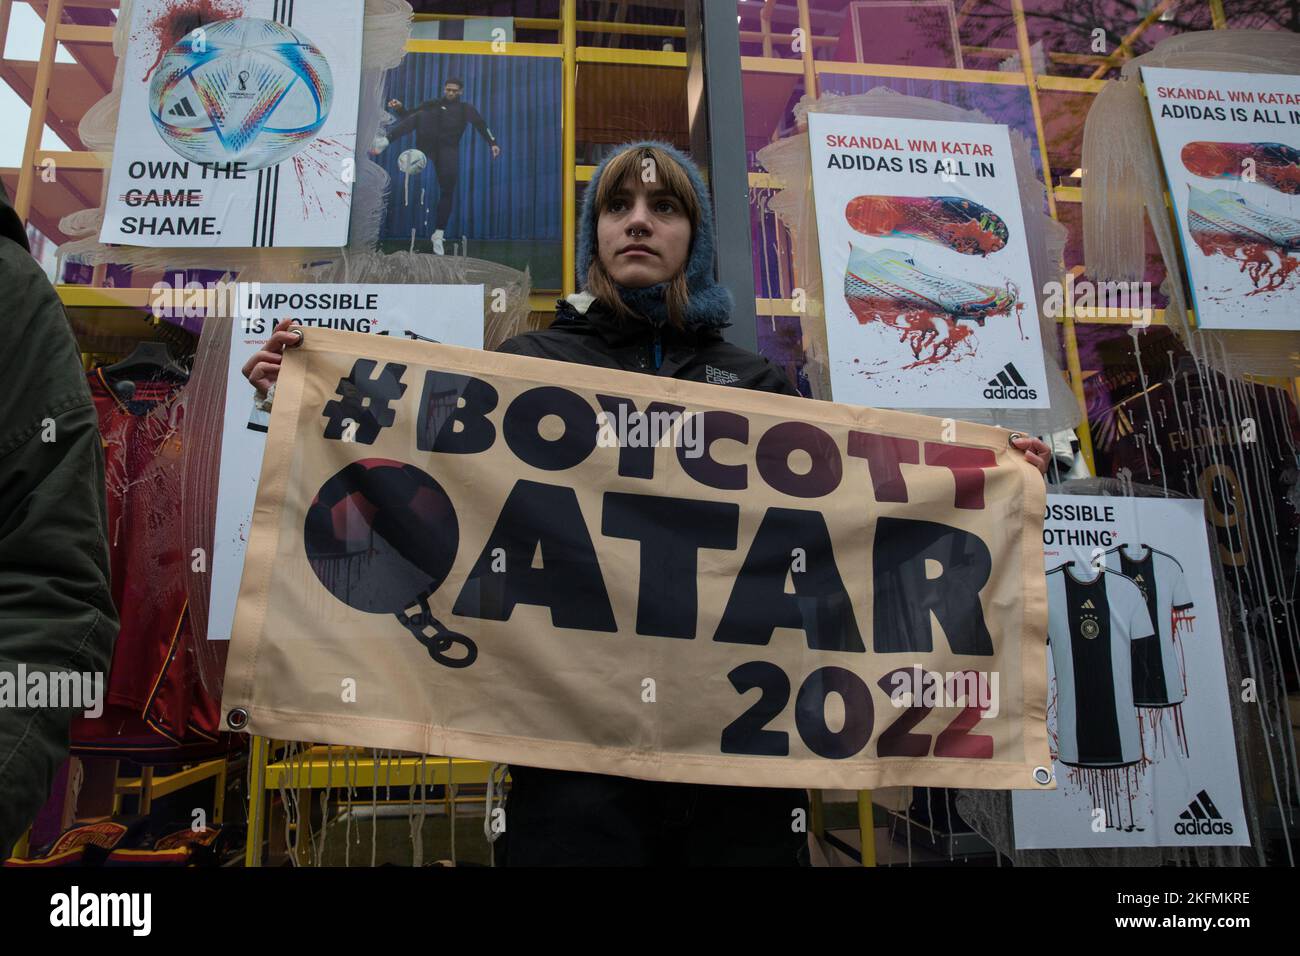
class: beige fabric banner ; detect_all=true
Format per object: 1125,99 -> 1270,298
222,327 -> 1051,790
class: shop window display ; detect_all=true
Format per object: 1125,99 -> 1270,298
0,0 -> 1296,886
736,0 -> 1299,866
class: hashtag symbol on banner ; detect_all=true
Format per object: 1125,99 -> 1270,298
321,360 -> 408,444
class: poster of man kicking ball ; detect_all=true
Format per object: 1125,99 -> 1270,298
375,77 -> 501,255
374,53 -> 562,286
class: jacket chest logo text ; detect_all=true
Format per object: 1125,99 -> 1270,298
705,365 -> 740,385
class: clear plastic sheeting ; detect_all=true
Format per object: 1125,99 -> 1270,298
270,250 -> 531,354
181,250 -> 530,702
757,87 -> 1079,434
180,308 -> 233,699
956,477 -> 1274,867
1081,29 -> 1300,377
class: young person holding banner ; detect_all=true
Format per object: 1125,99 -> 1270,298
244,141 -> 1050,865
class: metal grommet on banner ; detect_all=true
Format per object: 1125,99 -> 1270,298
287,327 -> 305,349
226,708 -> 249,731
1007,431 -> 1025,448
1032,765 -> 1053,786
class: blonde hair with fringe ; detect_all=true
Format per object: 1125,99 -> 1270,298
585,145 -> 701,330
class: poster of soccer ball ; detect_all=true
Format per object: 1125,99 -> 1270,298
1142,67 -> 1300,331
206,283 -> 485,642
100,0 -> 364,248
807,113 -> 1049,410
1012,495 -> 1248,848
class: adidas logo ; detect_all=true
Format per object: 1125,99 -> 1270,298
1174,790 -> 1234,835
168,97 -> 198,118
983,362 -> 1038,402
1081,599 -> 1095,609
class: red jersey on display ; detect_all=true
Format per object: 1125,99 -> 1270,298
72,369 -> 223,749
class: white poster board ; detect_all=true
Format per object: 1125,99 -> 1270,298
1012,495 -> 1248,848
1142,66 -> 1300,331
101,0 -> 364,248
807,113 -> 1049,410
207,283 -> 485,641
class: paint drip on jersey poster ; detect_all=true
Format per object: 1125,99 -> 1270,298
100,0 -> 364,248
1012,495 -> 1248,848
807,113 -> 1049,410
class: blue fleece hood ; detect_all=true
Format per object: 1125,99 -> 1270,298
576,140 -> 732,331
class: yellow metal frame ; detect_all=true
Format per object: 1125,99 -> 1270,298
112,758 -> 228,821
404,39 -> 563,58
243,740 -> 493,867
9,756 -> 228,861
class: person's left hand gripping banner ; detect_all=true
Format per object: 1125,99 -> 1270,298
222,328 -> 1052,791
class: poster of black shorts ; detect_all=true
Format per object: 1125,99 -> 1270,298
373,52 -> 562,287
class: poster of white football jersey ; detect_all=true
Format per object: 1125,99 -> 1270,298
1013,495 -> 1248,848
207,283 -> 484,643
806,112 -> 1049,410
101,0 -> 364,248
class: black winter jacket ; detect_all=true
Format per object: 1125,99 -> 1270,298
0,187 -> 118,858
493,293 -> 809,866
498,294 -> 799,397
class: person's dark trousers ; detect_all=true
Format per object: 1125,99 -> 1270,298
432,141 -> 461,231
496,766 -> 810,866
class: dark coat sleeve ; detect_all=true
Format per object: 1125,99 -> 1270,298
465,104 -> 497,145
0,245 -> 118,858
749,358 -> 801,398
385,110 -> 419,144
495,334 -> 528,356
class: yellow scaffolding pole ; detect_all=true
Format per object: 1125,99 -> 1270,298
0,2 -> 14,87
562,0 -> 577,297
797,0 -> 817,101
245,735 -> 271,868
404,39 -> 563,57
1062,269 -> 1097,472
14,0 -> 64,223
1209,0 -> 1227,29
1012,0 -> 1099,472
1087,0 -> 1177,81
1010,0 -> 1057,219
858,790 -> 877,867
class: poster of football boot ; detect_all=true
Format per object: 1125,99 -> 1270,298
1143,67 -> 1300,330
807,112 -> 1049,410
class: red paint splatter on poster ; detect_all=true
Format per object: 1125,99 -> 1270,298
1193,233 -> 1300,295
846,300 -> 982,368
134,0 -> 246,83
1066,762 -> 1149,833
1142,704 -> 1190,761
1172,607 -> 1195,696
289,138 -> 353,220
